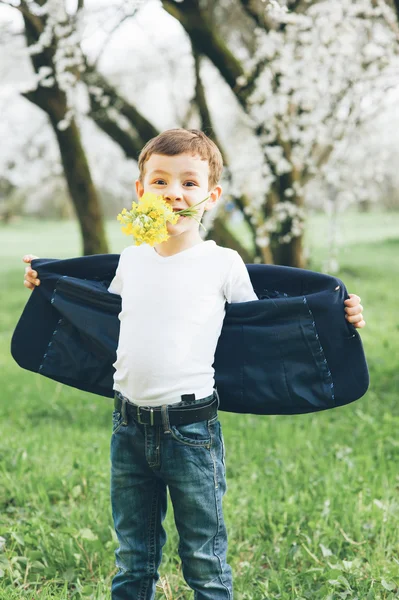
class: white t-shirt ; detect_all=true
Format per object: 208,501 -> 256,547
108,240 -> 258,406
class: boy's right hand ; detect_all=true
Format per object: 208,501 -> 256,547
23,254 -> 40,290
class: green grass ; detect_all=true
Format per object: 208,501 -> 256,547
0,212 -> 398,599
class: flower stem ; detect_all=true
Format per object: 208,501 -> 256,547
178,195 -> 210,217
191,216 -> 207,232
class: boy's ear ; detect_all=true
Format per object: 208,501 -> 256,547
204,185 -> 222,211
135,179 -> 144,198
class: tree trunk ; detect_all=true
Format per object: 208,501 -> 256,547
24,86 -> 109,255
210,217 -> 253,263
21,11 -> 109,256
393,0 -> 399,22
49,114 -> 109,255
162,0 -> 250,106
191,50 -> 261,263
267,140 -> 306,268
272,235 -> 305,268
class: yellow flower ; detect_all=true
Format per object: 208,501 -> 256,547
116,191 -> 209,246
121,223 -> 133,236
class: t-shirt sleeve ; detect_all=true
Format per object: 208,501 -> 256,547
223,251 -> 258,303
108,253 -> 124,295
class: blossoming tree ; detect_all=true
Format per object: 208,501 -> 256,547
165,0 -> 399,266
2,0 -> 398,266
4,0 -> 112,254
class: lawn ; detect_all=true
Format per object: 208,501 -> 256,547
0,211 -> 398,599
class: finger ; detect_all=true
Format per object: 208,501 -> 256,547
25,267 -> 38,278
23,280 -> 35,290
24,267 -> 40,285
22,254 -> 39,263
345,304 -> 363,316
346,312 -> 363,324
353,319 -> 366,329
26,275 -> 40,286
344,294 -> 361,306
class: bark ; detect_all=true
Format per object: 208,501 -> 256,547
22,11 -> 108,255
162,0 -> 251,106
83,61 -> 159,159
272,233 -> 305,268
85,63 -> 158,143
192,50 -> 227,160
266,183 -> 305,269
239,0 -> 275,30
89,97 -> 145,160
266,137 -> 305,268
192,51 -> 216,143
24,87 -> 108,255
192,50 -> 259,261
50,117 -> 108,255
211,218 -> 253,263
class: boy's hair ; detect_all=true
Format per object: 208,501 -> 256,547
138,129 -> 224,190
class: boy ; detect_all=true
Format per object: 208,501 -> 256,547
23,129 -> 365,599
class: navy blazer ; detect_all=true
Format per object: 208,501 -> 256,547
11,254 -> 369,415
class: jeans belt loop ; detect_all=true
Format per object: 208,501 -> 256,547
121,398 -> 128,425
214,386 -> 220,409
136,406 -> 155,426
161,405 -> 171,434
141,406 -> 154,425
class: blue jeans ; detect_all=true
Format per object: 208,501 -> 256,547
110,389 -> 233,599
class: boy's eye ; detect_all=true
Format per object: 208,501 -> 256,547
153,179 -> 166,185
184,181 -> 197,187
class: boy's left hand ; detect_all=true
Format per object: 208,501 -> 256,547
344,294 -> 365,328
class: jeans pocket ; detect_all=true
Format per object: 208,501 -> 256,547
170,419 -> 211,447
112,409 -> 124,435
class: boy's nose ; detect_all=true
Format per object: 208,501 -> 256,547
164,187 -> 182,202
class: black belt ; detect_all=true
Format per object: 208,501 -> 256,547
114,392 -> 218,426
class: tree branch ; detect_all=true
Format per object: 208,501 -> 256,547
162,0 -> 251,106
192,50 -> 222,152
83,60 -> 159,148
239,0 -> 274,30
5,0 -> 44,35
89,100 -> 147,159
91,6 -> 139,69
191,47 -> 261,259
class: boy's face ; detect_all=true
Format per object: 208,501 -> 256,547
135,153 -> 222,238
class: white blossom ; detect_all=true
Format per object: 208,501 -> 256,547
56,119 -> 70,131
235,75 -> 247,86
107,108 -> 131,132
23,0 -> 89,129
238,0 -> 398,257
40,77 -> 56,88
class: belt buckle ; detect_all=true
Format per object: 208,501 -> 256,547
136,406 -> 154,425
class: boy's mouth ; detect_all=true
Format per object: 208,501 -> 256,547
173,208 -> 186,218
